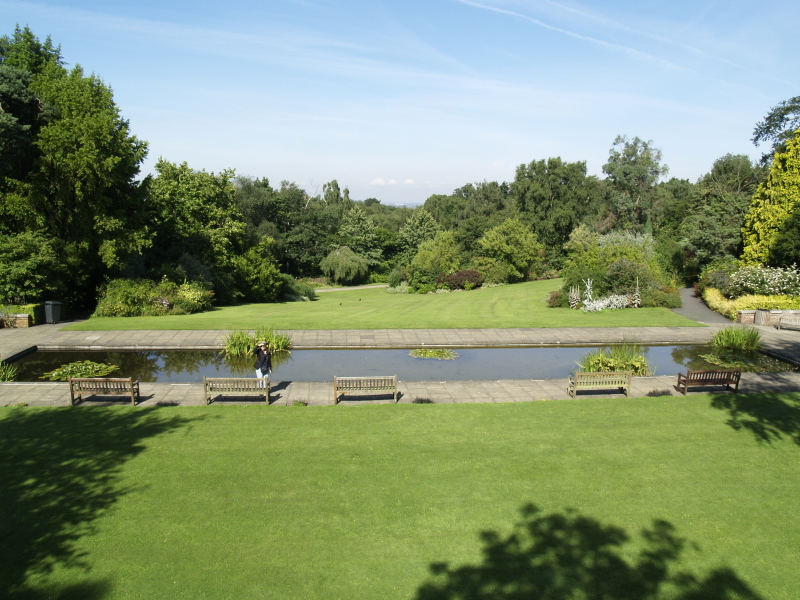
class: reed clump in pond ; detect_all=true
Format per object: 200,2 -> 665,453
576,343 -> 652,376
711,326 -> 761,351
0,362 -> 18,382
223,327 -> 293,357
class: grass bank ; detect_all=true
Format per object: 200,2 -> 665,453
1,394 -> 797,599
65,280 -> 702,330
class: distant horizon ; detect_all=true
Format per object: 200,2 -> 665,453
3,0 -> 795,206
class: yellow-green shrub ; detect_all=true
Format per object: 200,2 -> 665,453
703,288 -> 800,320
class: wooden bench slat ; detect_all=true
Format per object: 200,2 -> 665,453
203,377 -> 270,404
676,369 -> 740,395
69,377 -> 140,406
568,371 -> 632,398
334,375 -> 398,404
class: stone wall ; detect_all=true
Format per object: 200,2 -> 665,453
737,309 -> 800,326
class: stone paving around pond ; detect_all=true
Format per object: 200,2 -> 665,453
1,319 -> 799,408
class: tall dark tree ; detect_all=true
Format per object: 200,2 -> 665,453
602,135 -> 669,230
752,96 -> 800,165
0,26 -> 149,306
511,157 -> 601,268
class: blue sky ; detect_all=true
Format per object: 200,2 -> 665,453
2,0 -> 796,205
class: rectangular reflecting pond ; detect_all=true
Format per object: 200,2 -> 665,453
12,345 -> 796,383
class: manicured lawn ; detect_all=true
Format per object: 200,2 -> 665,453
65,280 -> 703,330
2,394 -> 798,599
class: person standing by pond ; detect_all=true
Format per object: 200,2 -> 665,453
253,341 -> 272,383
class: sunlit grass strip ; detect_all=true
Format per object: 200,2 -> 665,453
409,348 -> 459,360
64,280 -> 705,331
4,397 -> 799,599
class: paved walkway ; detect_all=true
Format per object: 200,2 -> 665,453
2,290 -> 799,407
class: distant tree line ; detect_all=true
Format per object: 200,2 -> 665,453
1,26 -> 798,313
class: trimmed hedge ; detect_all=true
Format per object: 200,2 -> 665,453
4,303 -> 45,325
702,288 -> 800,320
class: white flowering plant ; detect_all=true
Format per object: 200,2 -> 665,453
581,294 -> 630,312
725,265 -> 800,299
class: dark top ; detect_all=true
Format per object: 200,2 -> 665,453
253,347 -> 272,372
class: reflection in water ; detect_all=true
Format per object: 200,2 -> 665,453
12,345 -> 796,383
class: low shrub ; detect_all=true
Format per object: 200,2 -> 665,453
640,288 -> 682,309
94,278 -> 213,317
5,303 -> 45,325
386,282 -> 409,294
415,284 -> 436,294
546,290 -> 568,308
581,295 -> 629,312
576,344 -> 651,375
712,326 -> 761,351
725,264 -> 800,298
283,278 -> 318,302
387,269 -> 404,288
703,288 -> 800,320
437,270 -> 483,291
698,259 -> 739,294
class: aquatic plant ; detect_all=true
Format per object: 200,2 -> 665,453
41,360 -> 119,381
255,327 -> 293,353
576,344 -> 651,376
711,326 -> 761,350
409,348 -> 459,360
223,330 -> 254,357
0,362 -> 18,382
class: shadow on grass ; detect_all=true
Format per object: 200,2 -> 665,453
415,503 -> 762,600
0,406 -> 200,599
711,392 -> 800,446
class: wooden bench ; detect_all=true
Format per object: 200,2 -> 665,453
778,315 -> 800,331
333,375 -> 398,404
676,369 -> 740,395
203,377 -> 270,404
69,377 -> 140,406
568,371 -> 632,398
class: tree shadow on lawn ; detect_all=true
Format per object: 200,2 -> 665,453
0,406 -> 202,600
711,392 -> 800,446
415,503 -> 763,600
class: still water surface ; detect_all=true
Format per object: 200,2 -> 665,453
14,346 -> 796,383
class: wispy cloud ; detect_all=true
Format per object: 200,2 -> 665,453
451,0 -> 686,72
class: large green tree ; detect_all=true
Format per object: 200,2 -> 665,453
602,136 -> 669,229
397,208 -> 441,265
0,26 -> 149,306
474,217 -> 544,283
337,205 -> 382,268
678,154 -> 765,277
752,96 -> 800,165
511,157 -> 601,267
741,129 -> 800,266
146,159 -> 247,302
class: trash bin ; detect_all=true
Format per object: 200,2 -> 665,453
44,301 -> 63,324
754,308 -> 770,326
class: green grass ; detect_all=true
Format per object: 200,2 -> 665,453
65,280 -> 703,330
2,395 -> 799,599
